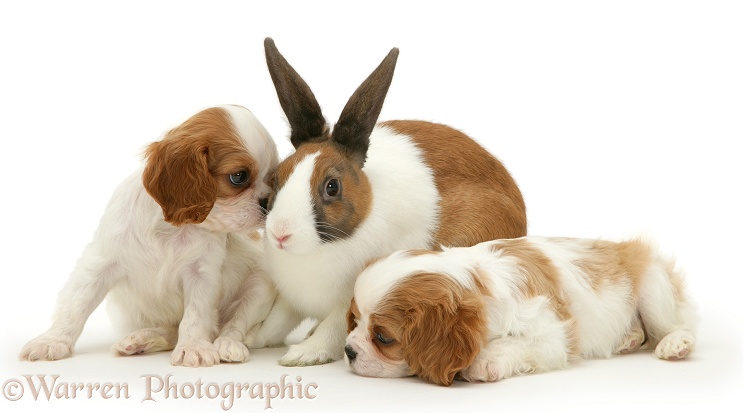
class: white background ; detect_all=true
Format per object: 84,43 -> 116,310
1,1 -> 741,412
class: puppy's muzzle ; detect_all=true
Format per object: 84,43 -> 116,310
344,345 -> 357,363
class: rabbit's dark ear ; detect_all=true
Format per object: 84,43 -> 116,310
332,48 -> 399,165
264,38 -> 329,149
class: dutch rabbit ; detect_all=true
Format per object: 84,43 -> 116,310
249,38 -> 527,366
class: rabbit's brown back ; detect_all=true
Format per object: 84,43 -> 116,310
382,120 -> 527,247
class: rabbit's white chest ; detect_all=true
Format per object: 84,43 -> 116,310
266,246 -> 359,318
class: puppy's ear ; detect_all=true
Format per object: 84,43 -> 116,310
143,139 -> 216,225
400,275 -> 486,386
347,298 -> 358,333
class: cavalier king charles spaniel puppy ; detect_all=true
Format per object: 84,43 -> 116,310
20,105 -> 279,367
345,236 -> 697,385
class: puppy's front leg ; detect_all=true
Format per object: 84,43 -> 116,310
20,252 -> 121,361
170,264 -> 221,367
215,269 -> 277,363
459,333 -> 571,382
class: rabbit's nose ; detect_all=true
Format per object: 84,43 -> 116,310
272,232 -> 292,249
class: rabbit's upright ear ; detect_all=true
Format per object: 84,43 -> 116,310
264,38 -> 329,149
333,48 -> 399,165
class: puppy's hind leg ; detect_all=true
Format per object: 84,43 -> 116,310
655,330 -> 695,360
637,258 -> 698,361
20,249 -> 122,361
615,314 -> 645,355
114,326 -> 178,356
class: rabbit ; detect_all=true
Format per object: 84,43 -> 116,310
247,38 -> 527,366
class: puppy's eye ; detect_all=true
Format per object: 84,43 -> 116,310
375,331 -> 394,345
229,171 -> 250,187
324,178 -> 341,198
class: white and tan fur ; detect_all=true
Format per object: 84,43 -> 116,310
20,105 -> 279,367
346,237 -> 698,386
247,39 -> 527,366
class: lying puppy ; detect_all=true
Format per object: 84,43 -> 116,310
345,236 -> 697,385
20,105 -> 278,367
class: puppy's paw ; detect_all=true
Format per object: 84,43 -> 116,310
459,358 -> 501,382
616,326 -> 645,355
171,341 -> 221,367
214,337 -> 250,363
279,344 -> 339,367
114,328 -> 172,356
19,336 -> 73,361
655,331 -> 695,361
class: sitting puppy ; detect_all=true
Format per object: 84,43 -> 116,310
20,105 -> 279,367
345,236 -> 698,385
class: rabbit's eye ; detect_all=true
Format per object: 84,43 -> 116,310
324,178 -> 341,198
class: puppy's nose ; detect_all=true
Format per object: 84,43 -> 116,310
344,345 -> 357,363
258,198 -> 269,214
